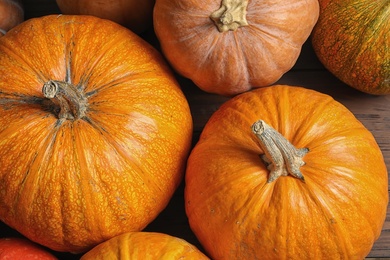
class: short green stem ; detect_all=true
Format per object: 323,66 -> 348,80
42,80 -> 88,120
210,0 -> 249,32
251,120 -> 309,183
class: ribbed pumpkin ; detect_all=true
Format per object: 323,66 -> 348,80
81,232 -> 209,259
153,0 -> 319,96
185,85 -> 388,259
312,0 -> 390,95
56,0 -> 155,34
0,15 -> 192,253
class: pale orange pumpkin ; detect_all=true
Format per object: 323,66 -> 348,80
0,15 -> 192,253
81,232 -> 209,259
0,0 -> 24,35
153,0 -> 319,96
56,0 -> 155,34
185,85 -> 388,259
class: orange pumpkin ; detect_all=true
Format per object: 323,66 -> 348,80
0,238 -> 57,260
311,0 -> 390,95
153,0 -> 319,96
0,15 -> 192,253
81,232 -> 209,259
56,0 -> 155,34
185,85 -> 388,259
0,0 -> 24,35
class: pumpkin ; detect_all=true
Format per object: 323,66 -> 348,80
0,237 -> 57,260
0,15 -> 193,253
153,0 -> 319,96
311,0 -> 390,95
0,0 -> 24,36
56,0 -> 155,34
80,232 -> 209,259
185,85 -> 388,259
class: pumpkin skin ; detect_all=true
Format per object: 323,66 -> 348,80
153,0 -> 319,96
0,0 -> 24,36
185,85 -> 388,259
0,15 -> 193,253
312,0 -> 390,95
80,232 -> 209,259
56,0 -> 155,34
0,238 -> 57,260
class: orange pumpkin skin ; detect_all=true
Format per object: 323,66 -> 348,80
312,0 -> 390,95
153,0 -> 319,96
0,238 -> 57,260
56,0 -> 155,34
0,0 -> 24,35
185,85 -> 388,259
80,232 -> 209,259
0,15 -> 192,253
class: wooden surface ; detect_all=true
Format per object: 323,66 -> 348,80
0,0 -> 389,259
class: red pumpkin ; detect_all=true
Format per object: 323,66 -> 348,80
56,0 -> 155,34
0,0 -> 24,35
0,15 -> 192,253
81,232 -> 209,259
0,238 -> 57,260
185,85 -> 388,259
153,0 -> 319,96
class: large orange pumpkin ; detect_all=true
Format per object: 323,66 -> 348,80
81,232 -> 209,259
56,0 -> 155,34
311,0 -> 390,95
153,0 -> 319,96
0,15 -> 193,253
185,85 -> 388,259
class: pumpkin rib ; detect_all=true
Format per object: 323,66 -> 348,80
80,116 -> 153,181
11,119 -> 62,223
0,39 -> 47,85
303,160 -> 384,256
299,181 -> 351,257
304,174 -> 378,257
66,24 -> 127,91
233,33 -> 251,86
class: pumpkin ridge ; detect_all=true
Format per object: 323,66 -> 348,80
302,164 -> 381,257
288,95 -> 337,147
0,39 -> 47,85
62,17 -> 136,92
80,114 -> 171,202
11,118 -> 62,221
232,32 -> 251,86
190,33 -> 221,84
85,70 -> 158,98
300,179 -> 353,257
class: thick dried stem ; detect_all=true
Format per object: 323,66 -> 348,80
42,80 -> 87,120
252,120 -> 309,183
210,0 -> 249,32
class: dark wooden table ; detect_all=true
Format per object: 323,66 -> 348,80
1,1 -> 389,259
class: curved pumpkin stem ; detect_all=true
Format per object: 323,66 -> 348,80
210,0 -> 249,32
251,120 -> 309,183
42,80 -> 88,120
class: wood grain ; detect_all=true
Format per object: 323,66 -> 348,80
0,0 -> 387,259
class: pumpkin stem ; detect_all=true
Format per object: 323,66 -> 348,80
42,80 -> 88,120
251,120 -> 309,183
210,0 -> 249,32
